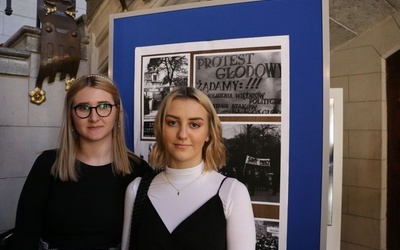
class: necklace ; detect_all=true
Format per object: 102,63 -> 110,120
164,171 -> 204,196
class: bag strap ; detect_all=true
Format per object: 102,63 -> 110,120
0,228 -> 14,249
129,172 -> 156,250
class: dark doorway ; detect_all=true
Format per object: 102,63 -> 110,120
386,50 -> 400,250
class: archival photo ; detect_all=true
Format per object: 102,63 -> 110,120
220,122 -> 281,204
140,53 -> 190,139
194,49 -> 281,116
255,218 -> 279,250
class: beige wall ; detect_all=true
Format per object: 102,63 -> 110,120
331,13 -> 400,250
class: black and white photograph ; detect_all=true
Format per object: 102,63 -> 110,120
221,123 -> 281,203
141,53 -> 190,139
194,49 -> 282,116
255,219 -> 279,250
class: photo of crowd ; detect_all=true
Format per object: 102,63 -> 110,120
255,219 -> 279,250
220,123 -> 281,203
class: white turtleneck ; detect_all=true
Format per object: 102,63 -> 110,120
121,162 -> 256,250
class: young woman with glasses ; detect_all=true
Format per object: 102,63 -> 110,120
12,75 -> 153,250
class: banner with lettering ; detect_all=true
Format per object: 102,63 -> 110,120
195,49 -> 281,115
245,155 -> 271,166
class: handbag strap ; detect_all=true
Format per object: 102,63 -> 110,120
129,172 -> 156,250
0,228 -> 14,249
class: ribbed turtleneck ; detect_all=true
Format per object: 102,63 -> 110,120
163,161 -> 205,189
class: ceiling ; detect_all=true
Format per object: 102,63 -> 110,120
86,0 -> 399,51
329,0 -> 400,50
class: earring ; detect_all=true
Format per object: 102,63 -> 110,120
205,137 -> 209,142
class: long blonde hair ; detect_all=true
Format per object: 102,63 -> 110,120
150,86 -> 226,171
52,74 -> 139,181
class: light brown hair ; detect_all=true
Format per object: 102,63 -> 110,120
149,86 -> 226,171
52,74 -> 139,181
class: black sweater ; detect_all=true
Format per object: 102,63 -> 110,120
12,150 -> 152,250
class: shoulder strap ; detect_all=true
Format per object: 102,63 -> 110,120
129,172 -> 156,250
217,176 -> 229,194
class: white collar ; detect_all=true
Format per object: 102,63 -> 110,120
164,161 -> 205,181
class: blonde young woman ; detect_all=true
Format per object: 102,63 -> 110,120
122,86 -> 255,250
12,75 -> 152,250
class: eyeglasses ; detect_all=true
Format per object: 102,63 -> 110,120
72,103 -> 116,119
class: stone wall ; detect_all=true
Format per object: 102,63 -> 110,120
331,13 -> 400,250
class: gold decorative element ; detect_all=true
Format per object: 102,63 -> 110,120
65,78 -> 76,91
29,87 -> 46,105
44,5 -> 57,15
65,10 -> 77,19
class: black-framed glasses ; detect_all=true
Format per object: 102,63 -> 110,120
72,103 -> 116,119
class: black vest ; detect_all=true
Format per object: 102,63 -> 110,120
134,177 -> 228,250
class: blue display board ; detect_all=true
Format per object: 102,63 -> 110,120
111,0 -> 328,249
